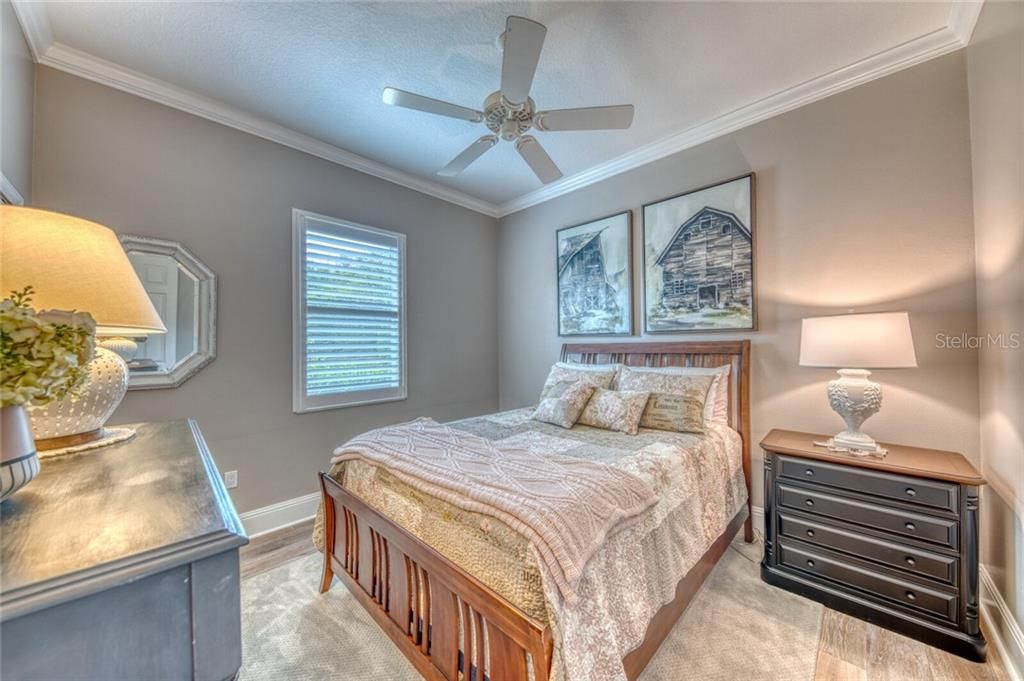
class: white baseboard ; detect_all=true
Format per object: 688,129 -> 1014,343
240,491 -> 320,538
751,504 -> 765,530
981,565 -> 1024,681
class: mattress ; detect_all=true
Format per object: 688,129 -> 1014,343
313,408 -> 747,670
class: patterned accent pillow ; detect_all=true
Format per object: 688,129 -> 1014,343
577,388 -> 651,435
615,365 -> 730,425
532,381 -> 596,429
539,363 -> 618,400
616,368 -> 715,434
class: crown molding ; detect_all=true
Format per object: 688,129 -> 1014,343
9,0 -> 52,62
0,173 -> 26,205
38,44 -> 500,217
495,10 -> 983,217
13,1 -> 984,220
948,0 -> 985,45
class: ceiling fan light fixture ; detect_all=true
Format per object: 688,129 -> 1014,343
381,15 -> 634,184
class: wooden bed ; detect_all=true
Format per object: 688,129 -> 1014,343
318,340 -> 752,681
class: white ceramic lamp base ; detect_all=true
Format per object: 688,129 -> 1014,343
826,368 -> 883,453
28,345 -> 132,453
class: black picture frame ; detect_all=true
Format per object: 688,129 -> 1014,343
556,210 -> 634,337
642,173 -> 757,334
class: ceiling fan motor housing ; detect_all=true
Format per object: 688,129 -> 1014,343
484,91 -> 535,141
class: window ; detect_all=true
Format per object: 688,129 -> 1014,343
292,209 -> 406,413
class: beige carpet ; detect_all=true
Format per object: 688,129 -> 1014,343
239,535 -> 823,680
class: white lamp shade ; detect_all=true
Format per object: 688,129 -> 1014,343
799,312 -> 917,369
1,206 -> 165,336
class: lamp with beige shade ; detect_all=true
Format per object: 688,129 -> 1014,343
800,312 -> 917,454
1,206 -> 166,451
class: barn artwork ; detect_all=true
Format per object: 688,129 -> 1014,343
643,174 -> 755,332
556,211 -> 632,336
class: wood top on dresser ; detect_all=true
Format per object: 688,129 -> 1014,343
760,429 -> 984,486
0,420 -> 247,620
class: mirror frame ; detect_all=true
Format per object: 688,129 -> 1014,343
119,234 -> 217,390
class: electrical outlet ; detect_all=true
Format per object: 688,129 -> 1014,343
224,470 -> 238,489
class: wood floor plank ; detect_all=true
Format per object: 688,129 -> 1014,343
818,610 -> 871,674
240,518 -> 317,579
926,641 -> 1007,681
816,649 -> 869,681
868,626 -> 935,681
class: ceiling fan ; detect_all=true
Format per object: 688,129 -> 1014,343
382,16 -> 635,185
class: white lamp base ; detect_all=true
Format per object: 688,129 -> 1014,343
826,368 -> 884,454
28,345 -> 132,453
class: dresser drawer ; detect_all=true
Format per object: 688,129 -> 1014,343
778,539 -> 958,623
778,512 -> 958,584
777,455 -> 958,513
778,483 -> 958,549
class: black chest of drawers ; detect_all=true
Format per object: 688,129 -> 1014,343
760,429 -> 987,661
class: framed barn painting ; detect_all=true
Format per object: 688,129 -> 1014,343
643,173 -> 756,333
556,211 -> 633,336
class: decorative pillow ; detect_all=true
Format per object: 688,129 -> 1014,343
709,365 -> 731,424
532,381 -> 596,429
615,368 -> 715,433
614,365 -> 730,425
539,363 -> 619,401
577,388 -> 651,435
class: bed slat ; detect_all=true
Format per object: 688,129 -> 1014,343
319,473 -> 553,681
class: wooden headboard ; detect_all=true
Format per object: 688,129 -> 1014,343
561,341 -> 752,533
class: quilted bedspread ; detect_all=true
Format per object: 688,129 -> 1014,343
313,408 -> 747,681
329,417 -> 657,601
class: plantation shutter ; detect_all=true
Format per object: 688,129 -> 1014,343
293,211 -> 406,412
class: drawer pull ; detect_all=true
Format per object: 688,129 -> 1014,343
905,556 -> 917,567
805,468 -> 815,477
805,499 -> 815,507
905,488 -> 917,498
904,522 -> 916,532
905,590 -> 917,602
806,559 -> 816,568
806,529 -> 815,538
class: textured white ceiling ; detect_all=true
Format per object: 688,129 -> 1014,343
39,1 -> 952,206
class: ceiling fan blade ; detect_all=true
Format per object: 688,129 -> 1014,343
500,16 -> 546,106
438,135 -> 498,176
535,104 -> 635,131
382,87 -> 483,122
515,135 -> 562,184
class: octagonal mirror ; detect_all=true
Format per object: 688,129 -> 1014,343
119,235 -> 217,389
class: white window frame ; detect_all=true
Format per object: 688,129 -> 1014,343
292,209 -> 407,413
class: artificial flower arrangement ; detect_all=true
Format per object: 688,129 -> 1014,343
1,286 -> 96,408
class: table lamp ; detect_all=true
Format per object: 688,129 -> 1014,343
1,206 -> 166,451
799,312 -> 917,454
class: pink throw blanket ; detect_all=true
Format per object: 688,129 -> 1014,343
330,418 -> 657,602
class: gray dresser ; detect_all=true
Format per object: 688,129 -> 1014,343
1,420 -> 248,681
761,429 -> 986,661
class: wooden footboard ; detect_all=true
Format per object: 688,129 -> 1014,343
319,473 -> 553,681
319,339 -> 753,681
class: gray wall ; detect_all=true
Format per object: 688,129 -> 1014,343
967,0 -> 1024,669
1,0 -> 33,201
31,66 -> 499,513
498,52 -> 980,508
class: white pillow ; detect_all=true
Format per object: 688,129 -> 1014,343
554,361 -> 623,374
539,363 -> 620,401
614,365 -> 730,425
